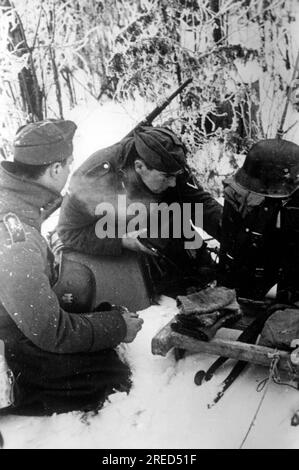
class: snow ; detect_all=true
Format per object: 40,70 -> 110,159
1,296 -> 299,449
3,101 -> 299,449
67,97 -> 156,168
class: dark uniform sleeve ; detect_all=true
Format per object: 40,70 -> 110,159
177,172 -> 223,241
0,236 -> 127,354
57,143 -> 125,257
58,194 -> 123,256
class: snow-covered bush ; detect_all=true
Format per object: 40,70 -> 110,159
1,0 -> 299,194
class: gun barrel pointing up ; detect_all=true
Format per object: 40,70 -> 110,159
125,78 -> 193,138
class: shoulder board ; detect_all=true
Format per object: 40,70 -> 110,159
3,212 -> 26,244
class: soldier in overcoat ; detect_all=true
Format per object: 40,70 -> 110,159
0,120 -> 143,415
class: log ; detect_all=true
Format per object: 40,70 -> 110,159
151,321 -> 299,377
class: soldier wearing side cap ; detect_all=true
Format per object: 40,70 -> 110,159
57,126 -> 223,295
0,120 -> 143,415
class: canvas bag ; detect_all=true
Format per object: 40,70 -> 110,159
259,308 -> 299,350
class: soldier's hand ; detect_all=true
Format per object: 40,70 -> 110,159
121,229 -> 157,256
122,311 -> 144,343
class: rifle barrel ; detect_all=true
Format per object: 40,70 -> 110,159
125,78 -> 193,138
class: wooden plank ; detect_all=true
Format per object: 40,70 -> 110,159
151,321 -> 299,377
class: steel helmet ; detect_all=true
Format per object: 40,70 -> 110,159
235,139 -> 299,197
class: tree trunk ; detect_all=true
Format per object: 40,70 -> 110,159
1,0 -> 43,120
47,6 -> 64,118
209,0 -> 223,44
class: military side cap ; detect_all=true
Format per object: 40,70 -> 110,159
13,119 -> 77,165
134,126 -> 186,174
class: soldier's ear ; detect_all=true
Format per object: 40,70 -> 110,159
50,162 -> 62,177
134,159 -> 146,174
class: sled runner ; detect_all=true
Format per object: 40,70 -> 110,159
151,314 -> 299,382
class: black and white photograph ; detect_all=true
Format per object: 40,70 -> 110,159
0,0 -> 299,451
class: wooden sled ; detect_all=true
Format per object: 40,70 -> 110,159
152,318 -> 299,380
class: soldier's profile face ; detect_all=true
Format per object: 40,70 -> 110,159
139,167 -> 177,194
55,155 -> 74,192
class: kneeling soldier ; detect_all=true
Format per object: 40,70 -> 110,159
0,120 -> 143,415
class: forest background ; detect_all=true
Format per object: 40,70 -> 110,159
2,0 -> 299,450
1,0 -> 299,195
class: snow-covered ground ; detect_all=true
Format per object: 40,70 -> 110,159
2,101 -> 299,449
1,295 -> 299,449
